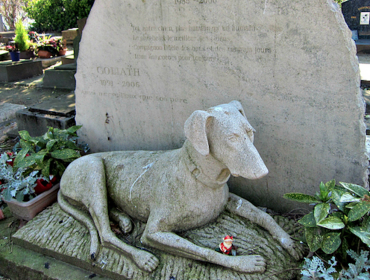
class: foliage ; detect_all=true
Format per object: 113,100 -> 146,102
24,0 -> 95,32
36,36 -> 65,56
5,44 -> 19,52
334,0 -> 345,7
14,126 -> 85,178
284,180 -> 370,261
301,250 -> 370,280
301,255 -> 337,280
0,0 -> 28,30
14,20 -> 30,52
0,152 -> 44,202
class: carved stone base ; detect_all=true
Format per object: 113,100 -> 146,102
13,204 -> 301,280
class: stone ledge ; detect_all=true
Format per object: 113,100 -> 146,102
12,203 -> 301,280
0,211 -> 110,280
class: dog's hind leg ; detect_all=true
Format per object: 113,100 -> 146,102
109,208 -> 132,234
58,191 -> 100,260
76,157 -> 159,272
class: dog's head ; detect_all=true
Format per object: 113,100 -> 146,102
184,100 -> 268,180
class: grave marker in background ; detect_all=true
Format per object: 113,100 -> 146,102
75,0 -> 368,212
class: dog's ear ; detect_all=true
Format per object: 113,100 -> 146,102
229,100 -> 246,117
184,110 -> 213,156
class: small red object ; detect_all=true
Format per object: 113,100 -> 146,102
34,179 -> 53,195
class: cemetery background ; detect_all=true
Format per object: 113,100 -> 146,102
1,0 -> 370,279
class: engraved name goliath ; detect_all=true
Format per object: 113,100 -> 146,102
97,67 -> 140,76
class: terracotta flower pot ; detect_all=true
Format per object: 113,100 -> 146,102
38,50 -> 53,59
4,184 -> 60,221
58,49 -> 67,56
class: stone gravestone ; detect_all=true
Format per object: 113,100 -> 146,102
342,0 -> 370,37
75,0 -> 368,212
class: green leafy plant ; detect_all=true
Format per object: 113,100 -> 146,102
301,250 -> 370,280
0,152 -> 44,202
36,36 -> 65,56
14,126 -> 85,178
25,0 -> 95,32
284,180 -> 370,260
14,20 -> 30,52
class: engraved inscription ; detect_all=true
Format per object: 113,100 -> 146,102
81,90 -> 188,103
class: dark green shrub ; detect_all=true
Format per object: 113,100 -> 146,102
25,0 -> 95,32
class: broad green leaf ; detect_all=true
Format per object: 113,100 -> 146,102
13,147 -> 30,167
314,203 -> 330,224
51,149 -> 80,160
46,139 -> 57,152
340,192 -> 361,203
348,201 -> 370,222
317,216 -> 345,230
283,193 -> 320,204
18,130 -> 31,141
321,232 -> 341,254
345,202 -> 358,209
14,153 -> 37,169
325,180 -> 336,191
332,188 -> 346,211
41,158 -> 52,177
19,139 -> 34,151
319,182 -> 329,201
339,182 -> 370,197
305,227 -> 323,252
348,226 -> 370,247
66,125 -> 82,134
298,212 -> 317,227
65,141 -> 80,150
34,151 -> 48,166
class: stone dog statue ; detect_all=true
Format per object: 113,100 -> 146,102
58,100 -> 300,274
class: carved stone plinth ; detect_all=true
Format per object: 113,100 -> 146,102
12,204 -> 301,280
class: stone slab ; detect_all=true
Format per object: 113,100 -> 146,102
62,28 -> 79,45
0,60 -> 43,82
12,204 -> 300,280
16,109 -> 76,137
75,0 -> 368,212
0,214 -> 110,280
0,103 -> 26,122
29,92 -> 76,115
43,69 -> 76,90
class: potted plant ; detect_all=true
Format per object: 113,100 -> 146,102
0,125 -> 88,220
14,125 -> 86,178
0,152 -> 51,220
14,20 -> 34,59
37,36 -> 67,58
6,43 -> 20,62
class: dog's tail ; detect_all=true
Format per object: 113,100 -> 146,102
58,190 -> 100,260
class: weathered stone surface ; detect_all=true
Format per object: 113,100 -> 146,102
75,0 -> 368,212
13,204 -> 301,280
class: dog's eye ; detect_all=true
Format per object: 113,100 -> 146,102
228,134 -> 239,142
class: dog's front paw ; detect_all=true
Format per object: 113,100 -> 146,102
279,237 -> 304,260
225,255 -> 266,273
132,250 -> 159,272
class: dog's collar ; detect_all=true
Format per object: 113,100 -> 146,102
182,143 -> 230,188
